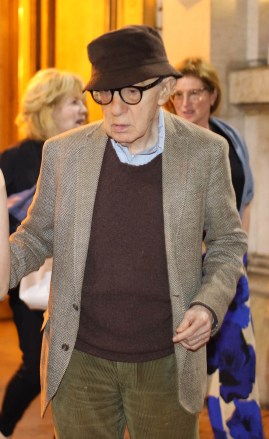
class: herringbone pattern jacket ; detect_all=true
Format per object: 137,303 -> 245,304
10,111 -> 247,415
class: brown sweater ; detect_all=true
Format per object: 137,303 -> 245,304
75,141 -> 174,362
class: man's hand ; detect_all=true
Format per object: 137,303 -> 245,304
173,305 -> 213,351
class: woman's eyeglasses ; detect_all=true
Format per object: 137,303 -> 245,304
172,88 -> 209,103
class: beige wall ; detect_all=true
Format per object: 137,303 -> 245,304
162,0 -> 211,67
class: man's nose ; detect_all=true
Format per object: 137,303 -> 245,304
110,91 -> 126,113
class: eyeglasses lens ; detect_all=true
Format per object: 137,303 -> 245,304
121,87 -> 141,104
173,88 -> 207,103
92,90 -> 112,104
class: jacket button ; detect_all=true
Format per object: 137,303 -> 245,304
62,344 -> 69,351
73,304 -> 79,311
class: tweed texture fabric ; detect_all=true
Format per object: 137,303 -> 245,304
9,111 -> 247,416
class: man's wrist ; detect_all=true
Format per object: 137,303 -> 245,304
189,301 -> 218,331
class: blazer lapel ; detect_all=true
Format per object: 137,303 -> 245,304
73,124 -> 108,299
162,113 -> 189,241
162,113 -> 189,313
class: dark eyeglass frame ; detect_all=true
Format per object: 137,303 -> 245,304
90,77 -> 163,105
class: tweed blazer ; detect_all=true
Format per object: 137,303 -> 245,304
9,111 -> 247,415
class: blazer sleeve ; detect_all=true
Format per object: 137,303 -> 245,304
191,136 -> 248,333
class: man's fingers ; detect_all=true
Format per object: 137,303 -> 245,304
180,331 -> 211,351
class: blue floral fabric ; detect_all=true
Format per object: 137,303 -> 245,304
206,255 -> 264,438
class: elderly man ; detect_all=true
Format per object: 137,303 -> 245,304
7,25 -> 247,438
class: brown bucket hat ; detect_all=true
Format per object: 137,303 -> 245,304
84,25 -> 182,91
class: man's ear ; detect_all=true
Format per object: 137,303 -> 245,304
158,77 -> 177,105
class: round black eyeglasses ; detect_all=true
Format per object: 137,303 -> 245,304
90,77 -> 163,105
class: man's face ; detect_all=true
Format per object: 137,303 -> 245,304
101,78 -> 167,154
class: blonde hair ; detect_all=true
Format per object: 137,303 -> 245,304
164,57 -> 222,115
16,68 -> 86,141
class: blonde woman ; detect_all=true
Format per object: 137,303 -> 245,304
0,170 -> 10,300
0,68 -> 87,438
